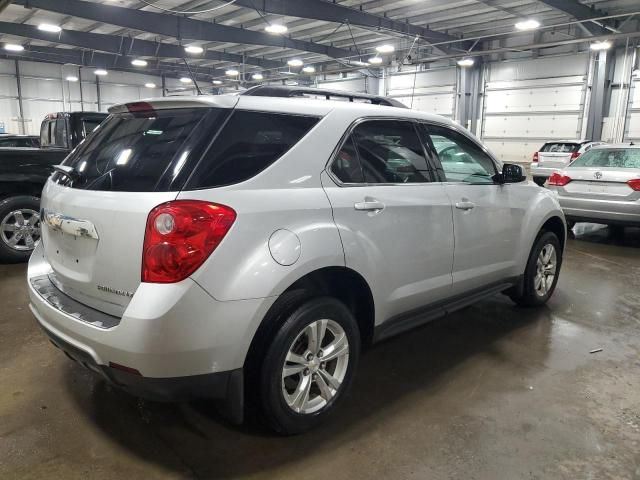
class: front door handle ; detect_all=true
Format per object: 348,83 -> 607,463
455,201 -> 475,211
354,200 -> 385,212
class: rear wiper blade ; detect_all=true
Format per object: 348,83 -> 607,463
53,164 -> 81,180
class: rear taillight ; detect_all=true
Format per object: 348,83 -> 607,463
570,152 -> 581,161
532,152 -> 539,162
628,179 -> 640,191
548,172 -> 572,187
142,200 -> 236,283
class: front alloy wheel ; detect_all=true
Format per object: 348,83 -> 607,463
534,244 -> 557,297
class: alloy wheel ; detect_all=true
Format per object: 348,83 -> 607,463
0,208 -> 41,252
534,243 -> 557,297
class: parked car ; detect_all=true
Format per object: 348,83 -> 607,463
0,135 -> 40,148
547,144 -> 640,229
531,140 -> 605,186
0,111 -> 107,262
27,88 -> 566,434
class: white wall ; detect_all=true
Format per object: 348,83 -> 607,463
387,66 -> 456,117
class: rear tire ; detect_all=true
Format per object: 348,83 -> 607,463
509,231 -> 562,307
533,176 -> 546,187
0,196 -> 41,263
258,297 -> 360,435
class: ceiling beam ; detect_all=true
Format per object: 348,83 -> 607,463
0,0 -> 11,15
536,0 -> 611,35
0,21 -> 282,69
12,0 -> 354,59
231,0 -> 465,45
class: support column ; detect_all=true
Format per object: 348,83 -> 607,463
96,75 -> 102,111
14,60 -> 26,134
584,50 -> 609,141
78,67 -> 84,111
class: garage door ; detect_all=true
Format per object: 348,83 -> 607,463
624,75 -> 640,142
387,68 -> 456,117
482,55 -> 589,163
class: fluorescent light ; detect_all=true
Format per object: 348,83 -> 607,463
352,60 -> 369,67
252,73 -> 264,80
94,69 -> 108,76
184,45 -> 204,54
4,44 -> 24,52
65,75 -> 79,82
38,23 -> 62,33
368,56 -> 383,65
287,59 -> 304,67
144,82 -> 156,88
225,69 -> 239,76
179,77 -> 193,83
131,59 -> 147,67
302,66 -> 316,73
265,24 -> 287,34
515,19 -> 540,31
457,58 -> 474,67
590,40 -> 612,51
212,80 -> 223,85
375,44 -> 395,53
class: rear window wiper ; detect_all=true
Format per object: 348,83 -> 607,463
53,164 -> 81,181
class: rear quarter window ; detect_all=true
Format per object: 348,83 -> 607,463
186,110 -> 320,189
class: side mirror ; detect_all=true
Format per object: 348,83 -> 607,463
495,163 -> 526,184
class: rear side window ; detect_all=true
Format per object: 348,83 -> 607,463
187,111 -> 319,189
53,119 -> 68,148
53,108 -> 217,192
540,142 -> 579,153
82,119 -> 102,138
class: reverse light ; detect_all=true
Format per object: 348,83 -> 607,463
532,152 -> 539,162
627,179 -> 640,191
548,172 -> 572,187
142,201 -> 236,283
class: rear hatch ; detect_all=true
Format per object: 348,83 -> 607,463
538,142 -> 580,169
40,100 -> 235,317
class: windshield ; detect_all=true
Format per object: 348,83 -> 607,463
569,148 -> 640,169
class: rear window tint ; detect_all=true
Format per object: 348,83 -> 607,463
540,143 -> 579,153
53,108 -> 221,192
187,111 -> 319,189
569,148 -> 640,169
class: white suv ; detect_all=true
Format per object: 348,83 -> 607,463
28,87 -> 566,434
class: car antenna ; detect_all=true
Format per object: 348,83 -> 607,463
182,58 -> 203,95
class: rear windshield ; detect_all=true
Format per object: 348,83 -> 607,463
569,148 -> 640,169
540,142 -> 580,153
186,110 -> 320,189
52,108 -> 224,192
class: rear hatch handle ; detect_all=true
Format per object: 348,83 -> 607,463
42,210 -> 99,240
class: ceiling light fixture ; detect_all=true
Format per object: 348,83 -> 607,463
184,45 -> 204,54
590,40 -> 612,51
514,19 -> 540,31
66,75 -> 79,82
180,77 -> 193,83
94,69 -> 108,76
252,73 -> 264,80
225,69 -> 239,76
457,58 -> 475,67
4,44 -> 24,52
287,59 -> 304,67
375,44 -> 395,53
38,23 -> 62,33
144,82 -> 156,88
265,24 -> 288,34
131,59 -> 148,67
368,56 -> 383,65
302,66 -> 316,73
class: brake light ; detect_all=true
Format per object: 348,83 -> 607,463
570,152 -> 581,161
548,172 -> 572,186
628,179 -> 640,191
126,101 -> 155,113
142,200 -> 236,283
532,152 -> 539,162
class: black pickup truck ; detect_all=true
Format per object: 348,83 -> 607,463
0,111 -> 107,262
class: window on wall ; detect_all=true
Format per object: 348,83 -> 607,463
351,120 -> 432,184
423,124 -> 496,184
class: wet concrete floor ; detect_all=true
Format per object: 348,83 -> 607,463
1,224 -> 639,479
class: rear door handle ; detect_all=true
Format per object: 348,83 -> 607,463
455,201 -> 475,211
354,200 -> 385,212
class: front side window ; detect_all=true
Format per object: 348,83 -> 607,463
423,124 -> 496,184
351,120 -> 431,184
569,148 -> 640,169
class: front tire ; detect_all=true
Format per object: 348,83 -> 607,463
509,231 -> 562,307
259,297 -> 360,435
0,196 -> 41,263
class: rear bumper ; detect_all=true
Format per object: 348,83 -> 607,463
558,196 -> 640,226
530,164 -> 561,178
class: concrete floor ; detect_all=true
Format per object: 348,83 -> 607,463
1,224 -> 639,480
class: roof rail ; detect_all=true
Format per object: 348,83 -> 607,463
241,85 -> 407,109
